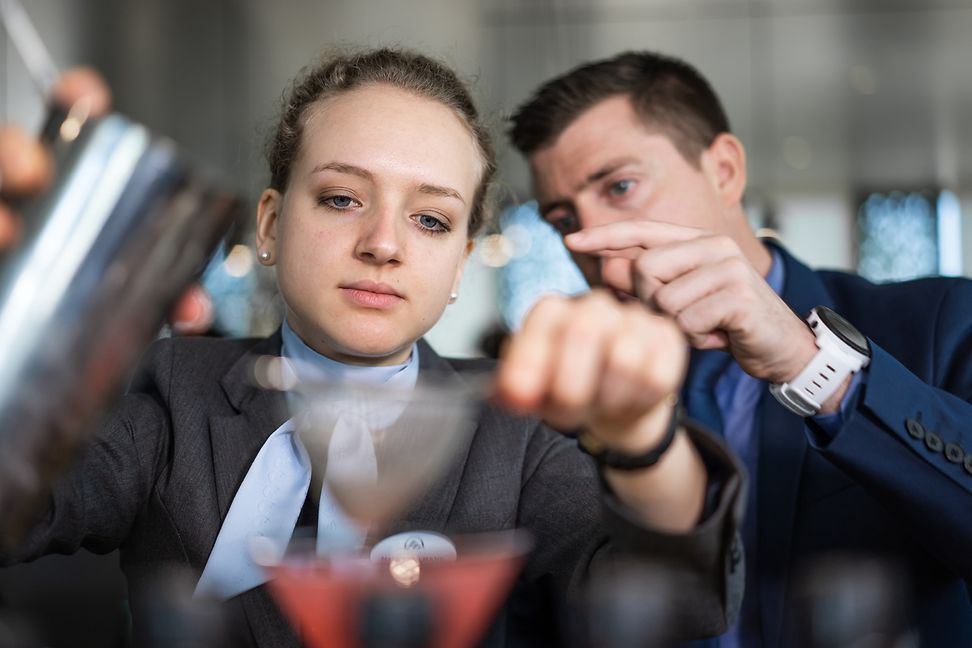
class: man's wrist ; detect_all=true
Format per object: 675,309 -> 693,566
770,307 -> 871,417
816,373 -> 854,415
775,323 -> 819,384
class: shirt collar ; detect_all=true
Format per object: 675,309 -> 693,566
765,244 -> 785,297
280,318 -> 419,388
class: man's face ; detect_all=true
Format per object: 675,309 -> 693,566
528,94 -> 730,291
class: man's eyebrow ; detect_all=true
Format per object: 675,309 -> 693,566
309,162 -> 373,180
575,157 -> 641,193
538,157 -> 641,218
418,183 -> 465,205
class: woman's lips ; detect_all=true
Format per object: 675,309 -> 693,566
340,281 -> 404,309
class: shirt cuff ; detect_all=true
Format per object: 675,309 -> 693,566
807,370 -> 866,443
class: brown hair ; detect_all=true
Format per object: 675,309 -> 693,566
267,48 -> 496,237
509,51 -> 730,166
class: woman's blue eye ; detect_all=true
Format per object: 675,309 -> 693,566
417,214 -> 447,231
608,179 -> 633,196
325,195 -> 354,208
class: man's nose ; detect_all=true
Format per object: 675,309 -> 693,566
567,249 -> 603,288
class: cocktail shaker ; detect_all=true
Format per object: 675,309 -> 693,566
0,101 -> 242,548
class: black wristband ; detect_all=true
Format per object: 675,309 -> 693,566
576,405 -> 682,471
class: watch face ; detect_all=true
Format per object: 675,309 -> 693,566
816,306 -> 870,355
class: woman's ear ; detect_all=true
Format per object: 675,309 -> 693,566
255,189 -> 282,264
462,238 -> 475,260
701,133 -> 747,207
449,239 -> 476,299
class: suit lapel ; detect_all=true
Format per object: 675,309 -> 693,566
209,332 -> 290,519
756,392 -> 806,646
756,243 -> 836,646
200,332 -> 295,646
236,586 -> 301,648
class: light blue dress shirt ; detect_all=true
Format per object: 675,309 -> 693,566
280,319 -> 418,389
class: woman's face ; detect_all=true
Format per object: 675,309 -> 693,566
257,84 -> 481,365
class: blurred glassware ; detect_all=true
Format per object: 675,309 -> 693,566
261,531 -> 529,648
0,0 -> 242,548
251,366 -> 530,647
581,559 -> 679,648
293,374 -> 487,543
791,554 -> 914,648
138,565 -> 231,648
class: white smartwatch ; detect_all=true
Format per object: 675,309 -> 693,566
769,306 -> 871,417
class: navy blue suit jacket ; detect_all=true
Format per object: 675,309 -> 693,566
704,244 -> 972,647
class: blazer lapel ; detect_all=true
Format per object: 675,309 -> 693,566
209,332 -> 290,519
236,586 -> 301,648
756,243 -> 836,646
192,332 -> 294,647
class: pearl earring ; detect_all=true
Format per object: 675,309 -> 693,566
259,250 -> 271,262
449,292 -> 458,303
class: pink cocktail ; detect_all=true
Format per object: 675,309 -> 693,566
265,533 -> 529,648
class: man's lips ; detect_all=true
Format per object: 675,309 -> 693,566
340,280 -> 404,309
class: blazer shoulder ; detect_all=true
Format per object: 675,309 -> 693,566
129,335 -> 268,394
818,270 -> 972,322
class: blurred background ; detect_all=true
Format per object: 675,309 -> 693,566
5,0 -> 972,357
1,1 -> 971,642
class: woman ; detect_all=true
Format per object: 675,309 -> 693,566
1,51 -> 742,646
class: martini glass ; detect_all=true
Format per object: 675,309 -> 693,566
252,360 -> 530,647
262,531 -> 530,648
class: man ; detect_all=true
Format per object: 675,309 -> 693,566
510,51 -> 972,646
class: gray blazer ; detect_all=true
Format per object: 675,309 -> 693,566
7,333 -> 744,646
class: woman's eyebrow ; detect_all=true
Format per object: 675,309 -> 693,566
309,163 -> 465,205
309,161 -> 373,180
418,183 -> 465,205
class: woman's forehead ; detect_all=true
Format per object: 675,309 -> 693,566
297,86 -> 482,188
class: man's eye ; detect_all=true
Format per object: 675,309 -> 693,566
321,195 -> 355,208
550,214 -> 579,235
608,179 -> 634,196
417,214 -> 448,232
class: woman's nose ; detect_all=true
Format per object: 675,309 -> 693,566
354,208 -> 403,265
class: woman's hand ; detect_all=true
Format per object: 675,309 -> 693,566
496,290 -> 706,532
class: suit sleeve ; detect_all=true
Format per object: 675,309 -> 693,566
516,420 -> 745,640
1,341 -> 175,563
805,279 -> 972,579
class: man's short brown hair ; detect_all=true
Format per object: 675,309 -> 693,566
509,51 -> 731,166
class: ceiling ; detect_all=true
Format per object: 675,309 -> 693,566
7,0 -> 972,201
483,0 -> 972,200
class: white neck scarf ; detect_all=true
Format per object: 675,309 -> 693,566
194,323 -> 418,599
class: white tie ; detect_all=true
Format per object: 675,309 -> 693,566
194,419 -> 309,599
315,412 -> 376,554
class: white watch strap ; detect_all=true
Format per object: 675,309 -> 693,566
770,308 -> 870,417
